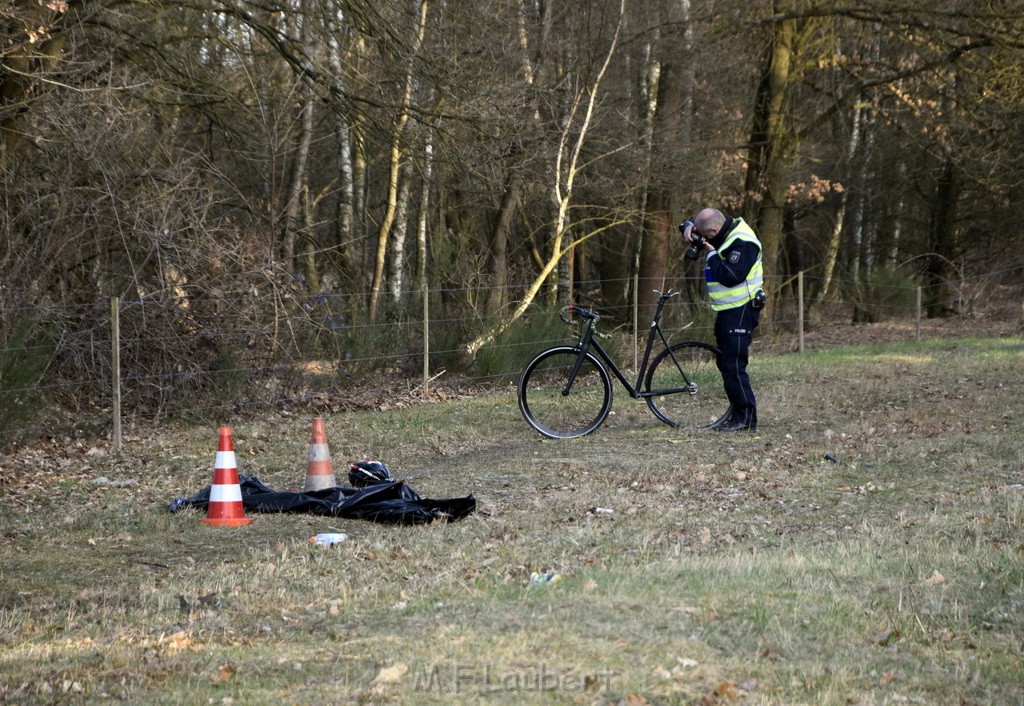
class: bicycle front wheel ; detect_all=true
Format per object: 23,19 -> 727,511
644,341 -> 730,429
518,346 -> 612,439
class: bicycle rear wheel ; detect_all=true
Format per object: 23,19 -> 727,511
644,341 -> 730,429
518,346 -> 612,439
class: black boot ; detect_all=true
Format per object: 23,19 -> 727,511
716,410 -> 756,432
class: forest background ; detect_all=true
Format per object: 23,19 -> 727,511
2,0 -> 1023,443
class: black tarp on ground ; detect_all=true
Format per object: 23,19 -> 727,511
167,474 -> 476,525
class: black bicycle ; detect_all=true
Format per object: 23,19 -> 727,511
517,290 -> 730,438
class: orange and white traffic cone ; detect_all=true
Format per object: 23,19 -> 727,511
303,417 -> 336,492
202,426 -> 252,527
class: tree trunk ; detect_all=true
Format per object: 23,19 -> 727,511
302,186 -> 319,291
279,2 -> 316,274
417,133 -> 433,294
329,46 -> 356,281
280,90 -> 314,273
465,0 -> 626,356
639,202 -> 670,308
485,168 -> 519,316
369,0 -> 428,321
742,15 -> 796,295
637,0 -> 691,322
598,36 -> 656,321
849,80 -> 881,323
353,128 -> 368,277
389,157 -> 414,304
814,103 -> 862,311
925,159 -> 960,318
549,0 -> 626,307
0,0 -> 78,164
888,160 -> 906,267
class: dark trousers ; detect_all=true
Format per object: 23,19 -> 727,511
714,302 -> 760,425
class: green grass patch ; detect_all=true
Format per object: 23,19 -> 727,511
1,336 -> 1023,703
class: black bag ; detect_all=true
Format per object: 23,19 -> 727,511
168,474 -> 475,525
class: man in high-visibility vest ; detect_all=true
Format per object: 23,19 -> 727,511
682,208 -> 765,432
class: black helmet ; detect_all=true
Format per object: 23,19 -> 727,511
348,460 -> 394,487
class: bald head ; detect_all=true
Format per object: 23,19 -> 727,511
694,208 -> 726,238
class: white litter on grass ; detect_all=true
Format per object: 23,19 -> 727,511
92,477 -> 137,488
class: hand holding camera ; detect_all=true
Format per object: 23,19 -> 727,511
679,221 -> 706,262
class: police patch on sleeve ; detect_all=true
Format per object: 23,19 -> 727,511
728,250 -> 741,264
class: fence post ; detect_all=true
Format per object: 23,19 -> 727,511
422,284 -> 430,390
632,268 -> 639,370
111,297 -> 122,454
797,271 -> 804,354
915,286 -> 922,341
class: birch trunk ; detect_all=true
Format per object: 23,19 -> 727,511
279,0 -> 316,273
465,0 -> 627,356
368,0 -> 428,321
815,101 -> 863,309
329,42 -> 356,277
478,0 -> 549,317
389,157 -> 414,304
417,134 -> 433,294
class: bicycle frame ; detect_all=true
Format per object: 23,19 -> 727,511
564,292 -> 697,400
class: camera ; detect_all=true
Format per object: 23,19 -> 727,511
684,234 -> 706,261
679,221 -> 705,262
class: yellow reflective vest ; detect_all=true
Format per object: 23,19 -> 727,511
705,218 -> 763,311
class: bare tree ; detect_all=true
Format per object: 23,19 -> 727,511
279,0 -> 317,274
637,0 -> 696,321
368,0 -> 429,321
465,0 -> 628,356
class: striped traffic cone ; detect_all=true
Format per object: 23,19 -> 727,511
202,426 -> 252,527
303,417 -> 336,492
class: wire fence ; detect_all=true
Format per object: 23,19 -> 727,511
2,267 -> 1022,450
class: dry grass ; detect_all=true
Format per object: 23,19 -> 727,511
1,336 -> 1023,704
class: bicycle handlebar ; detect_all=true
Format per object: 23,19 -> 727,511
562,291 -> 681,326
560,304 -> 599,326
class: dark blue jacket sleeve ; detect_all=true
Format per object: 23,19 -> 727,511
707,240 -> 759,287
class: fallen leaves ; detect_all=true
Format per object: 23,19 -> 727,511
650,657 -> 701,682
213,664 -> 236,683
0,437 -> 112,494
371,662 -> 409,685
698,680 -> 745,704
143,630 -> 201,658
304,378 -> 481,415
38,680 -> 84,696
